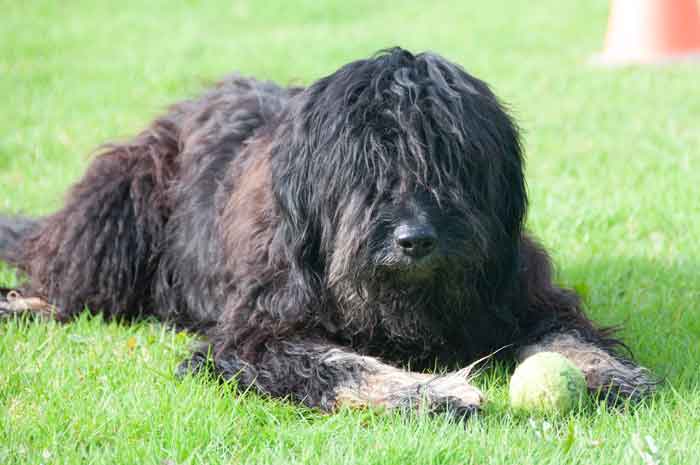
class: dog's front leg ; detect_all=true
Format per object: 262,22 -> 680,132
179,340 -> 484,416
517,330 -> 657,404
326,348 -> 485,417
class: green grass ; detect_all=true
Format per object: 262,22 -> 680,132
1,0 -> 699,463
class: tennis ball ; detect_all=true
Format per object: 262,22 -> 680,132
509,352 -> 587,415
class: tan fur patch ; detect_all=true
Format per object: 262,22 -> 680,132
326,349 -> 484,411
0,291 -> 55,317
517,332 -> 654,396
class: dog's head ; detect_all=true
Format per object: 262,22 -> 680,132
270,48 -> 526,319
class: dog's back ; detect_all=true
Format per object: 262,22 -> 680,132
0,76 -> 292,327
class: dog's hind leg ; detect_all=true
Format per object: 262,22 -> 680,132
0,288 -> 55,320
0,215 -> 38,264
10,119 -> 180,321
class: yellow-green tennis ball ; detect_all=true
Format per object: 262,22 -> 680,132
509,352 -> 587,414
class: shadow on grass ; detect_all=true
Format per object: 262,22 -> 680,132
556,256 -> 700,390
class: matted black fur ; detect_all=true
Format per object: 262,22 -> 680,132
0,48 -> 656,413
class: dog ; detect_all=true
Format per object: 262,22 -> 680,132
0,48 -> 656,416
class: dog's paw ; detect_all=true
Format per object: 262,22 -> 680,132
384,372 -> 484,419
175,351 -> 212,379
0,289 -> 55,319
417,372 -> 485,418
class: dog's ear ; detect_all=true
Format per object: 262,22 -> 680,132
423,52 -> 527,240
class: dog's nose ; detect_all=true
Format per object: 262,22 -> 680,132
394,224 -> 438,259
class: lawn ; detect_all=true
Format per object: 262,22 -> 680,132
1,0 -> 699,463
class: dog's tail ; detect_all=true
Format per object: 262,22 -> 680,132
0,215 -> 37,264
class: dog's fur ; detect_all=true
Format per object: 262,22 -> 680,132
0,49 -> 656,415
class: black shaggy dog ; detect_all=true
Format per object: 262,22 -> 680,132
0,48 -> 655,415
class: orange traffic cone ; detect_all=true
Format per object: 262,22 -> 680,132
595,0 -> 700,65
